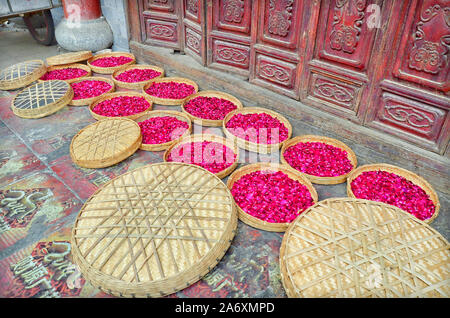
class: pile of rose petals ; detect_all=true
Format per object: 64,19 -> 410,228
138,116 -> 189,144
225,113 -> 289,144
90,56 -> 133,68
283,142 -> 353,177
115,68 -> 161,83
350,170 -> 436,221
231,170 -> 315,223
92,96 -> 150,117
167,141 -> 236,174
184,96 -> 238,120
145,81 -> 196,99
71,80 -> 112,100
40,68 -> 88,81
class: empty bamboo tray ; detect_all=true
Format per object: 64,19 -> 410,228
280,198 -> 450,298
222,107 -> 293,154
142,77 -> 199,106
112,64 -> 165,89
87,52 -> 136,74
226,163 -> 318,232
280,135 -> 358,185
38,63 -> 92,84
347,163 -> 440,224
69,76 -> 115,106
181,90 -> 244,127
0,60 -> 47,90
46,50 -> 93,66
71,162 -> 238,298
135,110 -> 192,151
70,117 -> 142,168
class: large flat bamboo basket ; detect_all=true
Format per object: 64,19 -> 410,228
181,90 -> 244,127
346,163 -> 440,224
69,76 -> 116,106
134,110 -> 192,152
11,80 -> 73,119
280,135 -> 358,185
222,107 -> 293,154
112,64 -> 165,90
71,162 -> 238,298
142,77 -> 199,106
0,60 -> 47,91
38,63 -> 92,84
87,52 -> 136,74
163,134 -> 239,179
89,91 -> 153,121
46,50 -> 93,66
70,118 -> 142,169
226,163 -> 318,232
280,198 -> 450,298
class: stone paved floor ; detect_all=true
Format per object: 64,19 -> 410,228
0,30 -> 448,298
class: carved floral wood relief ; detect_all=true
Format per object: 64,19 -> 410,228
267,0 -> 293,37
223,0 -> 245,23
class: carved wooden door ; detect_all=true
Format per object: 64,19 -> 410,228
182,0 -> 207,65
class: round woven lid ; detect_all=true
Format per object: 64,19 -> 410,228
46,51 -> 93,66
11,80 -> 73,118
280,198 -> 450,298
0,60 -> 47,90
71,162 -> 237,297
70,118 -> 142,168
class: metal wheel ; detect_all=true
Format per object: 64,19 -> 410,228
23,9 -> 55,46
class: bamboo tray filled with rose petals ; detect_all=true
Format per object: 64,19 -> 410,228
142,77 -> 199,105
112,64 -> 165,89
38,63 -> 91,83
89,91 -> 153,120
87,52 -> 136,74
69,77 -> 115,106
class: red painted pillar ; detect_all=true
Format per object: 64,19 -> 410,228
62,0 -> 102,21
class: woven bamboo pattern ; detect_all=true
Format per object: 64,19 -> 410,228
0,60 -> 47,90
112,64 -> 165,89
222,107 -> 293,154
71,162 -> 237,297
280,135 -> 358,185
11,80 -> 73,119
89,92 -> 153,121
164,134 -> 240,179
226,163 -> 318,232
347,163 -> 440,224
87,52 -> 136,74
70,118 -> 142,168
135,110 -> 192,151
280,198 -> 450,298
142,77 -> 199,106
181,90 -> 244,127
38,63 -> 92,84
46,51 -> 93,66
69,76 -> 116,106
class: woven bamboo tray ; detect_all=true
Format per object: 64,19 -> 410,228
135,110 -> 192,151
346,163 -> 440,224
163,134 -> 239,179
71,162 -> 237,298
11,80 -> 73,119
70,118 -> 142,168
89,91 -> 153,121
46,51 -> 93,66
112,64 -> 165,89
69,76 -> 116,106
226,163 -> 318,232
280,198 -> 450,298
0,60 -> 47,91
181,90 -> 244,127
280,135 -> 358,185
142,77 -> 199,106
222,107 -> 293,154
87,52 -> 136,74
38,63 -> 92,84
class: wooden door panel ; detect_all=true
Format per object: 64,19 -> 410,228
183,0 -> 206,65
145,0 -> 175,12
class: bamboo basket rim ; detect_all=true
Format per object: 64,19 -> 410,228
89,91 -> 153,121
69,76 -> 116,106
280,197 -> 450,298
38,63 -> 92,84
46,50 -> 93,66
222,107 -> 293,154
346,163 -> 440,224
142,77 -> 199,106
226,162 -> 319,232
70,162 -> 237,297
134,110 -> 193,151
112,64 -> 165,89
70,117 -> 142,169
181,90 -> 244,127
87,52 -> 136,74
163,133 -> 240,179
280,135 -> 358,185
0,59 -> 47,91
